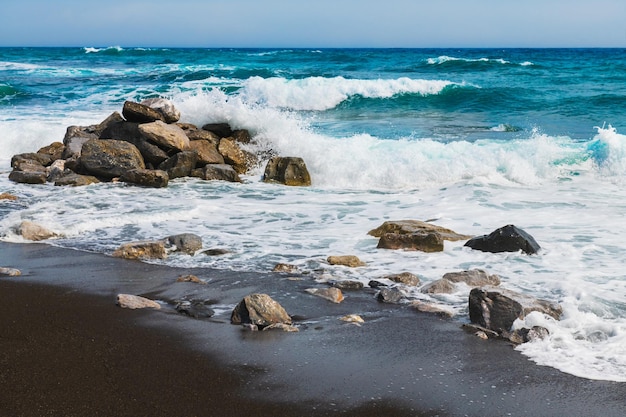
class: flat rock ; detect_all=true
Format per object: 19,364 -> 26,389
8,170 -> 47,185
305,287 -> 344,303
327,255 -> 366,267
0,267 -> 21,277
120,169 -> 169,188
192,164 -> 241,182
112,240 -> 167,260
377,232 -> 444,252
420,278 -> 456,294
442,269 -> 501,287
116,294 -> 161,310
139,121 -> 190,152
410,301 -> 454,318
54,173 -> 100,187
384,272 -> 421,286
368,220 -> 472,241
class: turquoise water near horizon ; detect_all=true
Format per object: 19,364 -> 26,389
1,47 -> 626,382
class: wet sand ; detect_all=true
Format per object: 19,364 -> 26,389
0,242 -> 624,417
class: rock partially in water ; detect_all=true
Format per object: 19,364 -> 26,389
80,139 -> 145,179
327,255 -> 366,267
165,233 -> 203,255
0,267 -> 21,277
464,224 -> 541,255
305,287 -> 344,303
443,269 -> 501,287
272,263 -> 299,273
469,287 -> 562,334
116,294 -> 161,310
377,232 -> 444,252
176,274 -> 205,284
17,221 -> 58,241
376,287 -> 405,304
231,293 -> 292,328
112,240 -> 167,260
383,272 -> 421,286
175,300 -> 215,319
263,156 -> 311,186
330,280 -> 364,290
368,220 -> 472,241
420,279 -> 456,294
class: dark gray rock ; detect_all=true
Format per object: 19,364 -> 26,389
469,287 -> 562,334
175,300 -> 215,319
464,224 -> 540,255
202,122 -> 233,138
377,287 -> 405,304
122,100 -> 164,123
9,170 -> 47,184
80,139 -> 145,179
54,173 -> 100,187
120,169 -> 169,188
165,233 -> 203,255
158,151 -> 198,179
192,164 -> 241,182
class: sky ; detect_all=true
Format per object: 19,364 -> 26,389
1,0 -> 625,48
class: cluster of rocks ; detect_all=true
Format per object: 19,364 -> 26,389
8,99 -> 312,188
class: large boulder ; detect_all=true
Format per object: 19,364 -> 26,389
120,169 -> 169,188
377,232 -> 444,252
263,156 -> 311,186
368,220 -> 472,241
442,269 -> 501,287
140,98 -> 180,124
230,293 -> 292,328
80,139 -> 145,179
138,121 -> 190,152
468,287 -> 562,334
464,224 -> 541,255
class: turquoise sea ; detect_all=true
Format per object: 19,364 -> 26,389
1,47 -> 626,381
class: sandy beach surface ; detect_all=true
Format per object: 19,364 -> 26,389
1,241 -> 624,417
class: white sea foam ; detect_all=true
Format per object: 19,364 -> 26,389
2,80 -> 626,382
426,55 -> 533,66
238,76 -> 456,111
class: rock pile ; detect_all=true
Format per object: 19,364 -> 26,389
8,99 -> 312,188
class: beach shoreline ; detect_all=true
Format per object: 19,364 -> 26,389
1,241 -> 624,417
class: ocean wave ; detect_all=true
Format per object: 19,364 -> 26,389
83,46 -> 124,54
427,55 -> 534,67
238,76 -> 458,111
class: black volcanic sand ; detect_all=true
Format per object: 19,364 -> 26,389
1,242 -> 624,417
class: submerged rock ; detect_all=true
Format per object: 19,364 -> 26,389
464,224 -> 541,255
